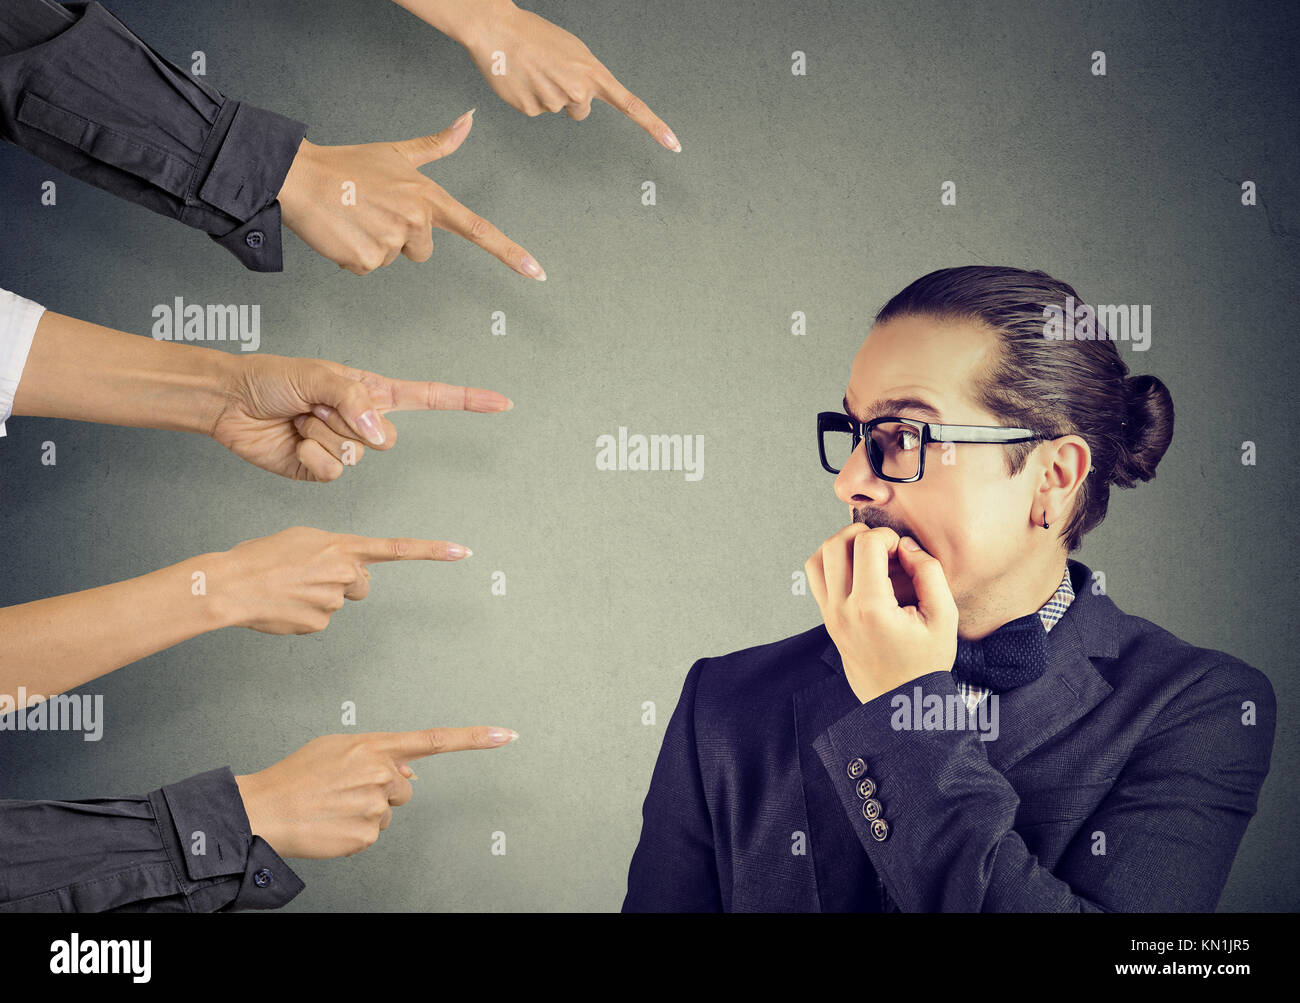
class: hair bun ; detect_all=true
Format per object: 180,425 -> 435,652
1112,374 -> 1174,487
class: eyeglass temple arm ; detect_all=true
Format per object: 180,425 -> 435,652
928,423 -> 1039,443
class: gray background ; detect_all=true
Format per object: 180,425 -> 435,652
1,0 -> 1296,911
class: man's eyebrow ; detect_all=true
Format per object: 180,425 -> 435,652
843,393 -> 944,423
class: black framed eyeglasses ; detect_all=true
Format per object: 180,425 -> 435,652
816,411 -> 1045,482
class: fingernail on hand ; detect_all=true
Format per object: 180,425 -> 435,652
312,404 -> 333,422
520,255 -> 546,281
446,543 -> 472,559
487,728 -> 519,745
901,536 -> 920,551
454,107 -> 477,129
357,409 -> 385,445
663,129 -> 681,152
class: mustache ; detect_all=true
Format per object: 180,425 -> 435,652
852,506 -> 915,541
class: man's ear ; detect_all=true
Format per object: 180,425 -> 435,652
1036,435 -> 1091,522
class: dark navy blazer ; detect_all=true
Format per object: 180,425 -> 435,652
623,560 -> 1276,912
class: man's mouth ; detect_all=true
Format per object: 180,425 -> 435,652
853,507 -> 916,544
852,508 -> 926,604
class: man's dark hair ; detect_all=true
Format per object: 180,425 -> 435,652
873,265 -> 1174,552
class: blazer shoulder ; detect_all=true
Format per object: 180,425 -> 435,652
1101,605 -> 1277,752
1111,607 -> 1273,697
685,622 -> 832,707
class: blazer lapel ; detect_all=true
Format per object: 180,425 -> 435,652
980,561 -> 1120,771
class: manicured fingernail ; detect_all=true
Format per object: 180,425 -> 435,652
399,765 -> 419,781
520,254 -> 546,281
357,409 -> 384,445
293,413 -> 307,429
663,129 -> 681,152
901,536 -> 920,551
488,728 -> 519,745
502,397 -> 514,410
446,543 -> 472,559
311,404 -> 333,422
454,107 -> 476,129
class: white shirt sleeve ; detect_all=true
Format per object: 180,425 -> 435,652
0,287 -> 46,438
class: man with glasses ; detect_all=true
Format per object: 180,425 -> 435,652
622,264 -> 1275,912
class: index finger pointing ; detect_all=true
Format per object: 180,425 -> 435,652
342,535 -> 472,564
429,186 -> 546,281
381,379 -> 514,414
595,70 -> 679,151
379,726 -> 519,762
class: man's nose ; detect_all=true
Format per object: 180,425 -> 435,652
834,439 -> 890,507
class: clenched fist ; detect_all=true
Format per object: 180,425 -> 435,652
805,525 -> 959,704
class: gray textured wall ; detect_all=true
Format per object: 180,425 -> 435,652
1,0 -> 1296,911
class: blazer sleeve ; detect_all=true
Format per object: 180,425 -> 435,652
0,1 -> 305,271
811,661 -> 1276,912
622,657 -> 723,912
0,767 -> 305,912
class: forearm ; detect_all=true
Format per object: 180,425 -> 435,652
0,553 -> 234,700
11,310 -> 237,435
813,675 -> 1095,911
0,0 -> 74,57
0,768 -> 304,912
0,3 -> 305,270
391,0 -> 517,46
812,667 -> 1269,912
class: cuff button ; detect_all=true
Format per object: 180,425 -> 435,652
245,230 -> 265,249
855,777 -> 876,799
846,757 -> 867,779
253,867 -> 274,888
861,798 -> 882,821
870,818 -> 890,842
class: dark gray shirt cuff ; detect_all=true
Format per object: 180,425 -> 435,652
0,766 -> 305,912
0,2 -> 306,270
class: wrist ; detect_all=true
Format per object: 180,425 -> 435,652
398,0 -> 517,49
275,137 -> 317,231
182,550 -> 245,631
234,771 -> 290,855
848,675 -> 887,705
194,348 -> 244,440
123,337 -> 240,437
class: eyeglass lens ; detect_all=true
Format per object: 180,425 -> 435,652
821,419 -> 923,477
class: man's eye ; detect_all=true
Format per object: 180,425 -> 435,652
899,429 -> 919,450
